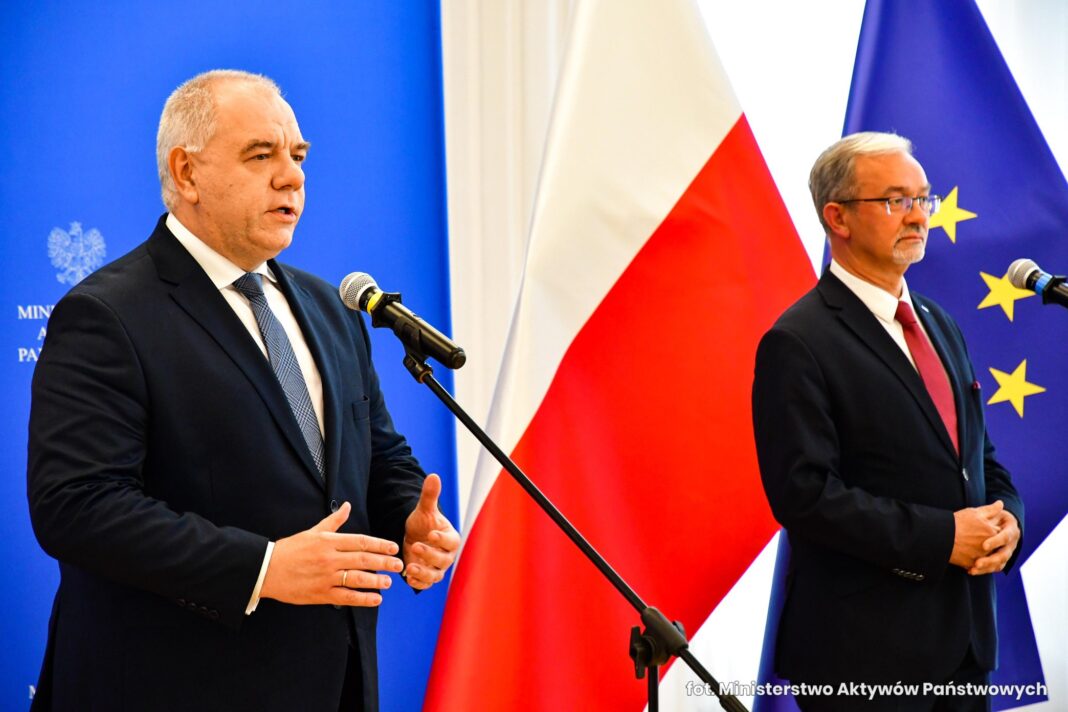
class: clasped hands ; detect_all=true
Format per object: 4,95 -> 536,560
261,474 -> 459,607
949,499 -> 1020,576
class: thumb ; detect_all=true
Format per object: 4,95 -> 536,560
417,474 -> 442,514
313,501 -> 351,532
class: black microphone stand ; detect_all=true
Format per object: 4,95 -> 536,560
398,343 -> 747,712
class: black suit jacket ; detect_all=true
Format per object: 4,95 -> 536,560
752,271 -> 1023,685
27,216 -> 425,711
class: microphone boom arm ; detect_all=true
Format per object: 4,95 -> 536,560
398,351 -> 747,712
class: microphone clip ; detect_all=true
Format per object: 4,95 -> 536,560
368,290 -> 436,383
1041,275 -> 1067,306
365,290 -> 404,329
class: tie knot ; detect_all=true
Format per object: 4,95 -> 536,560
233,273 -> 265,301
895,300 -> 919,326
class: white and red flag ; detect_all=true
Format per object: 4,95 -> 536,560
425,0 -> 813,708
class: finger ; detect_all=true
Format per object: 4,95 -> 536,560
967,558 -> 999,575
417,474 -> 442,514
405,563 -> 445,586
409,542 -> 457,570
325,532 -> 400,555
977,500 -> 1005,517
312,501 -> 351,533
426,526 -> 461,553
332,589 -> 383,607
337,570 -> 393,591
334,552 -> 404,573
405,576 -> 432,591
973,547 -> 1009,571
981,531 -> 1008,553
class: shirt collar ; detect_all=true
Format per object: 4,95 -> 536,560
166,213 -> 275,289
829,258 -> 915,324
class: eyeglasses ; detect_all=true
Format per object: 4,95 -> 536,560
835,195 -> 942,216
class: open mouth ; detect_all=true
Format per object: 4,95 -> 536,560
275,207 -> 295,215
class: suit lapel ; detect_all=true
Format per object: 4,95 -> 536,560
147,220 -> 325,489
270,261 -> 345,493
819,273 -> 958,459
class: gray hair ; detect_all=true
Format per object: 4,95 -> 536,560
156,69 -> 281,210
809,132 -> 913,234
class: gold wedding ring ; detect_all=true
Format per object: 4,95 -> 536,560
341,570 -> 349,588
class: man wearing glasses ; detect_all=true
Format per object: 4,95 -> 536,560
752,132 -> 1023,711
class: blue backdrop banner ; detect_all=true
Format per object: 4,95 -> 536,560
0,3 -> 456,711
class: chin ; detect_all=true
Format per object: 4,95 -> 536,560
894,243 -> 926,265
258,230 -> 295,256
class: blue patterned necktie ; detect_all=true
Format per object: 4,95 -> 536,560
232,273 -> 325,479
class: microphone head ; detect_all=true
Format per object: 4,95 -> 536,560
339,272 -> 379,311
1007,258 -> 1040,290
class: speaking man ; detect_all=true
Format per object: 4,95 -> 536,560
752,132 -> 1023,711
27,69 -> 459,711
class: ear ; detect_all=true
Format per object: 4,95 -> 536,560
822,202 -> 850,240
168,146 -> 199,205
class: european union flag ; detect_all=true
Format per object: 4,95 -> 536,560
847,0 -> 1066,708
757,2 -> 1067,710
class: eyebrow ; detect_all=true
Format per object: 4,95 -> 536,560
882,183 -> 932,196
240,139 -> 312,154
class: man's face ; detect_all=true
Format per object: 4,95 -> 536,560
834,150 -> 930,281
185,82 -> 308,269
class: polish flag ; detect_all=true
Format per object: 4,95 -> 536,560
425,0 -> 813,709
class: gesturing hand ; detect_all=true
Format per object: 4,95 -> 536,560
261,502 -> 404,607
403,474 -> 460,591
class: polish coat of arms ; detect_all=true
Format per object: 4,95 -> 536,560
48,221 -> 106,286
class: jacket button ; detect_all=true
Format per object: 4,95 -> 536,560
330,499 -> 340,513
962,468 -> 969,481
333,604 -> 342,610
177,598 -> 187,607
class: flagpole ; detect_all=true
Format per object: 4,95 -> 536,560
400,347 -> 748,712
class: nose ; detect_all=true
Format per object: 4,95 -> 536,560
273,155 -> 305,192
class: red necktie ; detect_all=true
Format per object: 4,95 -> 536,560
895,301 -> 958,454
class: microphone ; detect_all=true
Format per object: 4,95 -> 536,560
1007,258 -> 1068,309
339,272 -> 466,369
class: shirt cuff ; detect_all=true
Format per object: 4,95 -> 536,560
245,540 -> 275,615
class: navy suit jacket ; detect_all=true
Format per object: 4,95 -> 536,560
752,271 -> 1023,685
27,216 -> 425,711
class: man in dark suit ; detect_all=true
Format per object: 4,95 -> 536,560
752,132 -> 1023,711
27,69 -> 459,711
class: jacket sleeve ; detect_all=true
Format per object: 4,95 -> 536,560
27,291 -> 267,629
752,325 -> 956,581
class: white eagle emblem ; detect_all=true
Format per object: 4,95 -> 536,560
48,222 -> 106,285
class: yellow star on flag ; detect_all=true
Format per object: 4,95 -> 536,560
977,271 -> 1034,321
929,186 -> 977,243
987,359 -> 1045,417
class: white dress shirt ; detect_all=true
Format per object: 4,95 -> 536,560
166,213 -> 326,614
